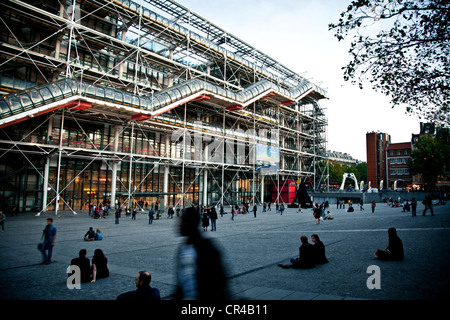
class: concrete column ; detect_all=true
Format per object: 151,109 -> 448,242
163,134 -> 170,209
40,117 -> 54,214
55,111 -> 65,216
260,175 -> 265,204
163,165 -> 169,208
203,140 -> 209,205
203,170 -> 208,206
110,125 -> 121,210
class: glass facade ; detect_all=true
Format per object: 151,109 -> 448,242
0,115 -> 278,212
0,0 -> 328,214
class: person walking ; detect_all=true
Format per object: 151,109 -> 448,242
0,211 -> 5,232
422,195 -> 434,216
371,200 -> 376,213
40,218 -> 57,264
210,206 -> 218,231
115,207 -> 120,224
174,207 -> 229,301
253,203 -> 257,218
359,199 -> 365,211
231,207 -> 235,221
11,204 -> 18,217
201,208 -> 209,232
313,204 -> 321,224
411,198 -> 417,217
168,206 -> 174,219
148,207 -> 155,224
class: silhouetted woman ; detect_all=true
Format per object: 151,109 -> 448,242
311,234 -> 328,264
376,228 -> 404,261
91,249 -> 109,282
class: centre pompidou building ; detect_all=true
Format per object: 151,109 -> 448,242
0,0 -> 328,214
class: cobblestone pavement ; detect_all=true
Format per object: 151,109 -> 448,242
1,201 -> 449,301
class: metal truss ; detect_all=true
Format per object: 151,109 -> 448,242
0,0 -> 329,214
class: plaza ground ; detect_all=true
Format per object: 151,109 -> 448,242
0,201 -> 449,301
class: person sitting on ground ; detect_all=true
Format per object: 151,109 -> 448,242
69,249 -> 92,283
323,211 -> 334,220
278,235 -> 315,269
95,228 -> 103,240
117,271 -> 161,300
311,234 -> 329,264
91,249 -> 109,282
375,227 -> 404,261
347,204 -> 354,212
84,227 -> 96,241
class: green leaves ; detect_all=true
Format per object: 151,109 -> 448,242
408,135 -> 450,189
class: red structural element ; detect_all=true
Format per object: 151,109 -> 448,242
272,179 -> 297,204
264,92 -> 276,98
132,113 -> 151,121
194,94 -> 210,102
70,101 -> 92,111
0,100 -> 90,129
281,100 -> 295,106
226,105 -> 244,111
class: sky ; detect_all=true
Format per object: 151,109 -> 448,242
177,0 -> 421,162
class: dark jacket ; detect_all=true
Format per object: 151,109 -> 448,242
387,236 -> 404,260
70,257 -> 92,283
175,233 -> 228,301
312,241 -> 329,264
117,286 -> 161,300
210,208 -> 218,220
92,256 -> 109,279
294,243 -> 315,269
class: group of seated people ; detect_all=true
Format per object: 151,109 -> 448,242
278,234 -> 329,269
84,227 -> 103,241
69,248 -> 161,300
69,248 -> 109,283
279,228 -> 404,269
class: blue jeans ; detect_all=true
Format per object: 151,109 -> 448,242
210,219 -> 216,231
41,240 -> 53,263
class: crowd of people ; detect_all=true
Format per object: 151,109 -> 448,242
32,193 -> 428,301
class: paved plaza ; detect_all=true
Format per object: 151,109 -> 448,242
1,201 -> 449,301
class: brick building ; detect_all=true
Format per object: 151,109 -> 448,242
386,142 -> 412,190
366,132 -> 391,189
